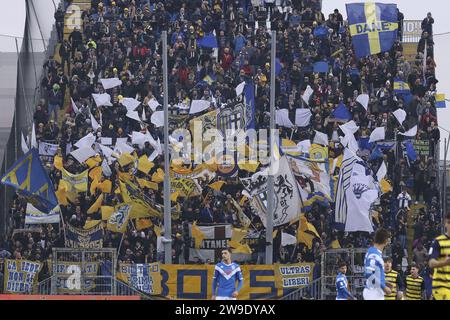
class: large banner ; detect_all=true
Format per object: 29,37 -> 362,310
65,223 -> 103,248
117,263 -> 162,295
273,263 -> 315,289
48,260 -> 99,294
4,259 -> 41,294
25,203 -> 60,225
159,264 -> 301,300
61,168 -> 89,193
412,140 -> 431,157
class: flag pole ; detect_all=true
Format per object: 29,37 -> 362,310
266,30 -> 276,265
162,31 -> 172,264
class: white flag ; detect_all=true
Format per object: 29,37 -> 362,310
189,100 -> 211,115
297,139 -> 312,154
126,111 -> 142,122
295,108 -> 312,127
398,125 -> 418,137
356,94 -> 369,110
92,93 -> 113,107
148,98 -> 160,112
70,146 -> 96,163
141,108 -> 147,121
71,98 -> 80,114
302,85 -> 313,106
151,111 -> 164,127
114,141 -> 134,155
393,108 -> 406,125
345,162 -> 377,233
100,137 -> 112,146
235,81 -> 246,97
90,113 -> 101,131
21,132 -> 29,154
101,158 -> 112,177
281,232 -> 297,247
340,120 -> 359,135
120,97 -> 141,112
75,133 -> 96,149
100,78 -> 122,90
313,130 -> 329,146
369,127 -> 385,143
31,122 -> 38,149
276,109 -> 294,128
335,149 -> 359,226
99,144 -> 115,159
340,132 -> 359,153
377,161 -> 387,182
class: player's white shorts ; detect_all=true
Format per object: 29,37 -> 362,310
216,296 -> 237,300
363,288 -> 384,300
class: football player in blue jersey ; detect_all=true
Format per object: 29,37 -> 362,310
336,261 -> 356,300
363,228 -> 393,300
212,248 -> 244,300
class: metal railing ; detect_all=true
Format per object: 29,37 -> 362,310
37,275 -> 157,300
279,277 -> 322,300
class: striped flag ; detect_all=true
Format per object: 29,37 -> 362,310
334,149 -> 358,229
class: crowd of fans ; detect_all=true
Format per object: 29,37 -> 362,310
0,0 -> 443,295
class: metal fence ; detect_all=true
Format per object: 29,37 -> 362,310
320,248 -> 373,300
50,248 -> 117,295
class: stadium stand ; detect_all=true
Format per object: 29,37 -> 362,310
0,0 -> 442,299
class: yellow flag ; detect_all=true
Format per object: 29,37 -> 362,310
380,179 -> 392,194
239,196 -> 248,206
54,155 -> 63,171
171,191 -> 180,202
107,203 -> 131,233
136,218 -> 153,231
191,221 -> 205,249
61,168 -> 89,192
137,178 -> 158,190
331,239 -> 341,249
231,227 -> 248,244
151,168 -> 165,183
138,156 -> 154,174
89,166 -> 103,181
86,156 -> 101,169
297,215 -> 320,249
237,161 -> 260,173
98,180 -> 112,193
118,171 -> 133,182
208,181 -> 225,191
232,243 -> 252,254
118,152 -> 135,168
273,229 -> 278,239
87,194 -> 104,214
55,180 -> 69,206
84,220 -> 101,229
101,206 -> 114,221
153,225 -> 161,237
90,177 -> 100,195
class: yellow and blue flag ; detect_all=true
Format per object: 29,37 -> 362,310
346,2 -> 398,59
1,148 -> 58,213
436,93 -> 446,108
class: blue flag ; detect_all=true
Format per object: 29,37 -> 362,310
0,148 -> 58,213
313,25 -> 328,38
369,146 -> 383,161
313,61 -> 329,73
404,140 -> 417,162
197,33 -> 218,48
275,58 -> 282,76
244,79 -> 255,130
333,102 -> 352,120
346,3 -> 398,59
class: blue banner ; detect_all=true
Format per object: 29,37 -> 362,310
346,3 -> 398,59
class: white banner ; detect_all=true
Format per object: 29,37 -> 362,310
25,203 -> 60,224
38,142 -> 59,156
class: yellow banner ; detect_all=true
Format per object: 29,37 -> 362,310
171,179 -> 200,197
117,263 -> 162,295
159,264 -> 288,300
4,259 -> 41,294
